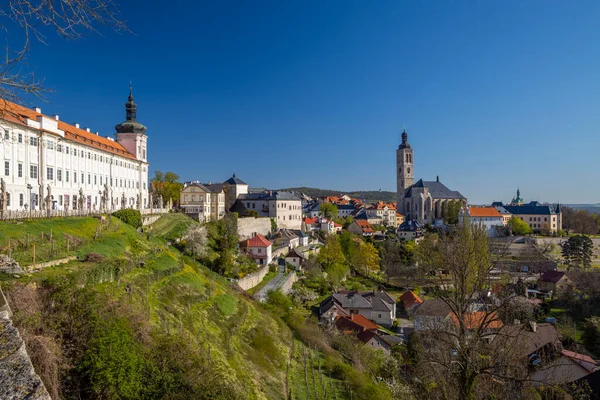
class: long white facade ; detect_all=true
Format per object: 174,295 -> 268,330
0,93 -> 148,212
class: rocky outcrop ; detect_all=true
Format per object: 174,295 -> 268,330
0,287 -> 51,400
0,255 -> 24,275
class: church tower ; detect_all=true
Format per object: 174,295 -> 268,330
396,128 -> 414,205
115,84 -> 148,163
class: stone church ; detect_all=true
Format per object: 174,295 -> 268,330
396,129 -> 466,224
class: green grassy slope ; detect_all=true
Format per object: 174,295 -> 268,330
1,214 -> 348,399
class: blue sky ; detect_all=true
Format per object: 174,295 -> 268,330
16,1 -> 600,204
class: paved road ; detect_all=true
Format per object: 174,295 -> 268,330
254,266 -> 286,302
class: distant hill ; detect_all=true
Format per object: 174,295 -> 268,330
280,187 -> 396,203
565,204 -> 600,214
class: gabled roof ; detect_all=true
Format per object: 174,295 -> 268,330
355,220 -> 375,233
332,292 -> 373,309
335,314 -> 378,333
500,323 -> 560,358
561,350 -> 598,373
400,290 -> 423,309
398,219 -> 422,232
540,270 -> 567,283
0,99 -> 138,160
224,174 -> 247,185
203,183 -> 225,193
502,203 -> 556,216
414,299 -> 452,317
285,248 -> 305,259
303,217 -> 318,225
239,191 -> 300,201
246,233 -> 272,248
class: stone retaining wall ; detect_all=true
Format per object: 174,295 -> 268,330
142,214 -> 162,226
29,256 -> 77,272
0,287 -> 51,400
279,271 -> 298,295
237,264 -> 270,291
236,217 -> 271,241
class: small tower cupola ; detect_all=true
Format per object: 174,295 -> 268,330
115,84 -> 147,134
399,128 -> 411,149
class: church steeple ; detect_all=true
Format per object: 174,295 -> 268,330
399,128 -> 411,149
115,84 -> 147,134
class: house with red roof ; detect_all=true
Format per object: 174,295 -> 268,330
347,220 -> 375,236
459,206 -> 504,237
531,349 -> 599,386
242,233 -> 273,266
399,290 -> 423,316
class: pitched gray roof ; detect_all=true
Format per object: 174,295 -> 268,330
502,203 -> 556,216
405,179 -> 465,200
202,183 -> 224,193
332,293 -> 373,309
224,174 -> 247,185
239,191 -> 301,201
370,296 -> 393,312
414,299 -> 452,317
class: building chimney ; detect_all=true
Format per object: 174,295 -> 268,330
34,107 -> 41,113
74,123 -> 80,128
95,131 -> 99,136
85,127 -> 90,132
530,321 -> 537,333
53,114 -> 59,121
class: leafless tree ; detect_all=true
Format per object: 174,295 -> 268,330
412,223 -> 540,399
0,0 -> 128,102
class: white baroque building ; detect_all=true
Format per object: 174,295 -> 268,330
0,89 -> 149,212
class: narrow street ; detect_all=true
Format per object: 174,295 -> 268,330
254,266 -> 286,302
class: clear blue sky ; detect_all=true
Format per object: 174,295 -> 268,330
19,0 -> 600,204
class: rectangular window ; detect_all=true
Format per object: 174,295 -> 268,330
30,165 -> 38,179
59,195 -> 63,206
4,129 -> 9,140
88,174 -> 91,184
81,173 -> 83,183
29,136 -> 38,146
6,193 -> 9,206
19,193 -> 23,206
57,144 -> 62,153
57,169 -> 62,182
46,140 -> 54,150
94,175 -> 97,185
4,161 -> 9,176
47,167 -> 53,180
66,146 -> 70,154
66,171 -> 69,182
88,152 -> 91,159
18,133 -> 22,143
143,182 -> 146,190
73,148 -> 77,156
17,163 -> 22,178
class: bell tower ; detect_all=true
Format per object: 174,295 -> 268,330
396,128 -> 414,205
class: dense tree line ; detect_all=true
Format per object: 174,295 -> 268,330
562,206 -> 600,234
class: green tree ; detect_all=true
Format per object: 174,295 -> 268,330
319,202 -> 338,220
151,170 -> 183,207
443,200 -> 462,225
350,241 -> 381,276
318,236 -> 349,284
562,234 -> 594,269
508,216 -> 533,235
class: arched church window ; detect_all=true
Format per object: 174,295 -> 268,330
408,167 -> 411,174
405,154 -> 409,162
399,167 -> 402,173
409,154 -> 412,163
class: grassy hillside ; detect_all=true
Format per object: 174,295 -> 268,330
1,215 -> 357,399
281,187 -> 396,202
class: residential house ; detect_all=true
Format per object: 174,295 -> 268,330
399,290 -> 423,316
180,181 -> 226,222
242,233 -> 273,266
395,212 -> 405,227
539,270 -> 576,294
320,290 -> 397,328
269,229 -> 300,249
348,220 -> 375,236
365,202 -> 397,227
302,217 -> 319,232
233,191 -> 302,229
285,248 -> 305,269
459,206 -> 504,237
223,173 -> 249,211
293,230 -> 309,247
334,314 -> 396,355
337,204 -> 355,218
306,202 -> 322,218
531,349 -> 599,386
397,219 -> 424,241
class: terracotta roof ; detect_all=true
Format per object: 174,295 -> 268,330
333,222 -> 342,227
468,207 -> 502,218
0,99 -> 138,160
400,290 -> 423,309
355,220 -> 375,233
303,217 -> 318,225
450,311 -> 504,330
335,314 -> 378,333
247,233 -> 272,248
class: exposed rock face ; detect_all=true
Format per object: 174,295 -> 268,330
0,255 -> 24,275
0,310 -> 51,400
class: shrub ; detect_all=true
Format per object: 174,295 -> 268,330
112,209 -> 142,228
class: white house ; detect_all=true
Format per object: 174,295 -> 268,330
459,206 -> 504,237
285,248 -> 305,269
234,191 -> 302,229
243,233 -> 273,266
0,91 -> 149,212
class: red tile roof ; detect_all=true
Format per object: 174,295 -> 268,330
0,99 -> 138,160
540,270 -> 567,283
468,207 -> 502,218
450,311 -> 503,330
356,220 -> 375,233
335,314 -> 378,333
561,350 -> 598,372
303,217 -> 318,225
400,290 -> 423,309
247,233 -> 272,248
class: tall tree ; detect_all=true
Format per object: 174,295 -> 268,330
151,171 -> 183,207
508,216 -> 533,235
318,235 -> 348,284
319,202 -> 338,220
0,0 -> 127,101
412,222 -> 530,399
562,234 -> 594,269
